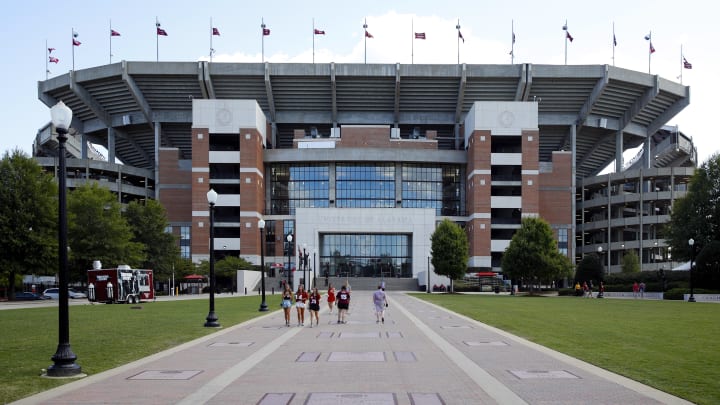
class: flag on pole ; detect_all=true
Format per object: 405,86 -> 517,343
613,34 -> 617,46
157,27 -> 168,36
49,56 -> 59,63
414,32 -> 426,40
683,57 -> 692,69
262,27 -> 271,36
111,29 -> 121,37
72,38 -> 81,46
565,31 -> 574,42
458,30 -> 464,43
212,27 -> 220,36
314,28 -> 325,35
48,47 -> 56,53
365,30 -> 373,38
512,32 -> 516,44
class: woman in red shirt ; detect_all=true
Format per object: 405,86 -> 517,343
326,283 -> 336,314
294,284 -> 309,326
308,287 -> 321,327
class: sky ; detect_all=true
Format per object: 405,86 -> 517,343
0,0 -> 715,165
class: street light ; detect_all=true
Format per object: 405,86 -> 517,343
286,234 -> 293,289
597,246 -> 605,274
302,243 -> 308,289
313,248 -> 317,288
258,219 -> 268,311
688,238 -> 696,302
204,189 -> 220,327
47,101 -> 82,377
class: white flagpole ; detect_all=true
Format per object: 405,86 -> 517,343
261,18 -> 266,63
210,18 -> 213,62
109,19 -> 112,64
312,18 -> 315,64
679,44 -> 683,84
71,28 -> 75,71
156,17 -> 159,62
563,20 -> 568,65
363,19 -> 368,64
411,19 -> 414,65
45,39 -> 49,80
646,30 -> 652,74
456,19 -> 461,65
612,22 -> 615,66
511,20 -> 515,65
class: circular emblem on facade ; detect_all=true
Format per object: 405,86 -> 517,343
216,108 -> 232,126
498,110 -> 515,127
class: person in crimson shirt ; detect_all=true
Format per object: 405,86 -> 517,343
308,287 -> 321,327
294,284 -> 309,326
336,285 -> 351,324
326,283 -> 336,314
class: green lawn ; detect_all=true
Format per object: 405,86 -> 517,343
0,295 -> 282,403
413,294 -> 720,405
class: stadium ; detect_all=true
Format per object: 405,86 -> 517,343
35,61 -> 695,288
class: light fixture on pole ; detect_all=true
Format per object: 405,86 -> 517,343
597,246 -> 605,274
688,238 -> 696,302
47,101 -> 82,377
258,219 -> 268,311
204,189 -> 220,327
286,234 -> 293,290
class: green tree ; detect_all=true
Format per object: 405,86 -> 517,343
575,253 -> 604,285
124,199 -> 179,279
621,250 -> 640,273
502,217 -> 573,293
430,219 -> 469,292
0,150 -> 58,298
67,183 -> 143,282
666,153 -> 720,262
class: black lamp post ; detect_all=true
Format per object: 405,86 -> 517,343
47,101 -> 82,377
204,189 -> 220,327
313,248 -> 317,288
688,238 -> 696,302
286,234 -> 293,289
302,243 -> 309,288
258,219 -> 268,311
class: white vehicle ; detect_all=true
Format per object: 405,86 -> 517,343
42,288 -> 87,299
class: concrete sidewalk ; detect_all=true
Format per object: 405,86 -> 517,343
13,292 -> 691,405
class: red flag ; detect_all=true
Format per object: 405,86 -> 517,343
566,31 -> 574,42
111,29 -> 121,37
48,47 -> 56,53
683,57 -> 692,69
314,28 -> 325,35
157,27 -> 168,36
263,28 -> 271,36
49,56 -> 59,63
365,30 -> 373,38
414,32 -> 426,40
212,27 -> 220,36
649,41 -> 655,53
72,39 -> 81,46
458,30 -> 464,43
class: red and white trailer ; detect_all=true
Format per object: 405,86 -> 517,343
87,265 -> 154,304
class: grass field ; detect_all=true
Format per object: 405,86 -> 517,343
413,294 -> 720,405
2,294 -> 718,404
0,295 -> 281,403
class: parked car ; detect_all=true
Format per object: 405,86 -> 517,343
14,292 -> 50,300
43,288 -> 87,299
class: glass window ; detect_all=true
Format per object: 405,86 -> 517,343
402,164 -> 463,216
318,233 -> 412,278
336,164 -> 395,208
558,228 -> 568,256
270,164 -> 329,215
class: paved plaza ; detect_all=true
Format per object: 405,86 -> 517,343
13,291 -> 691,405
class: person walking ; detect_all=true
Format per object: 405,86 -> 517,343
308,287 -> 321,327
372,285 -> 387,324
336,285 -> 350,324
632,281 -> 639,298
281,284 -> 293,327
327,283 -> 336,314
295,284 -> 308,326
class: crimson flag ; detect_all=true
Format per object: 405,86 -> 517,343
49,56 -> 59,63
48,47 -> 56,53
566,31 -> 574,42
72,39 -> 81,46
365,30 -> 373,38
414,32 -> 426,40
458,31 -> 464,43
212,27 -> 220,36
157,27 -> 168,36
314,28 -> 325,35
649,41 -> 655,53
613,34 -> 617,46
263,28 -> 270,36
683,57 -> 692,69
512,32 -> 516,44
111,29 -> 121,36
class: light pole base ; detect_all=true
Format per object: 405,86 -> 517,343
259,302 -> 268,312
688,296 -> 696,302
204,312 -> 220,328
47,344 -> 83,377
